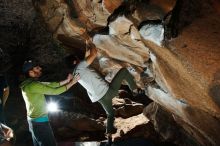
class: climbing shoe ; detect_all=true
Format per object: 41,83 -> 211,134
141,76 -> 154,86
106,126 -> 117,135
132,88 -> 145,97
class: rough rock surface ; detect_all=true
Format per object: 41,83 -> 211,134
143,3 -> 220,144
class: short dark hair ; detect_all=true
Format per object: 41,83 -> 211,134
65,54 -> 79,69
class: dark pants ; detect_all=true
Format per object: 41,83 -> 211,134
98,68 -> 137,133
28,120 -> 57,146
0,104 -> 5,124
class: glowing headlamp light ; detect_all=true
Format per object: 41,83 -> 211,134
47,102 -> 59,112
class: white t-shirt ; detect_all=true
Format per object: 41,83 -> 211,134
74,60 -> 109,102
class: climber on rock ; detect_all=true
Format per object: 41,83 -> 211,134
20,60 -> 80,146
65,38 -> 149,140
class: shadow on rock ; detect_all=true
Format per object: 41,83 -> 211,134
209,84 -> 220,107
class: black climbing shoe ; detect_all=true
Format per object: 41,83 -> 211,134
106,126 -> 117,135
105,134 -> 113,146
132,88 -> 145,97
141,76 -> 154,86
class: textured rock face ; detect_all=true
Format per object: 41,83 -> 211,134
102,0 -> 123,14
144,102 -> 201,146
94,15 -> 150,67
143,5 -> 220,145
1,0 -> 220,145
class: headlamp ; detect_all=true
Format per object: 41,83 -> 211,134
47,102 -> 59,112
